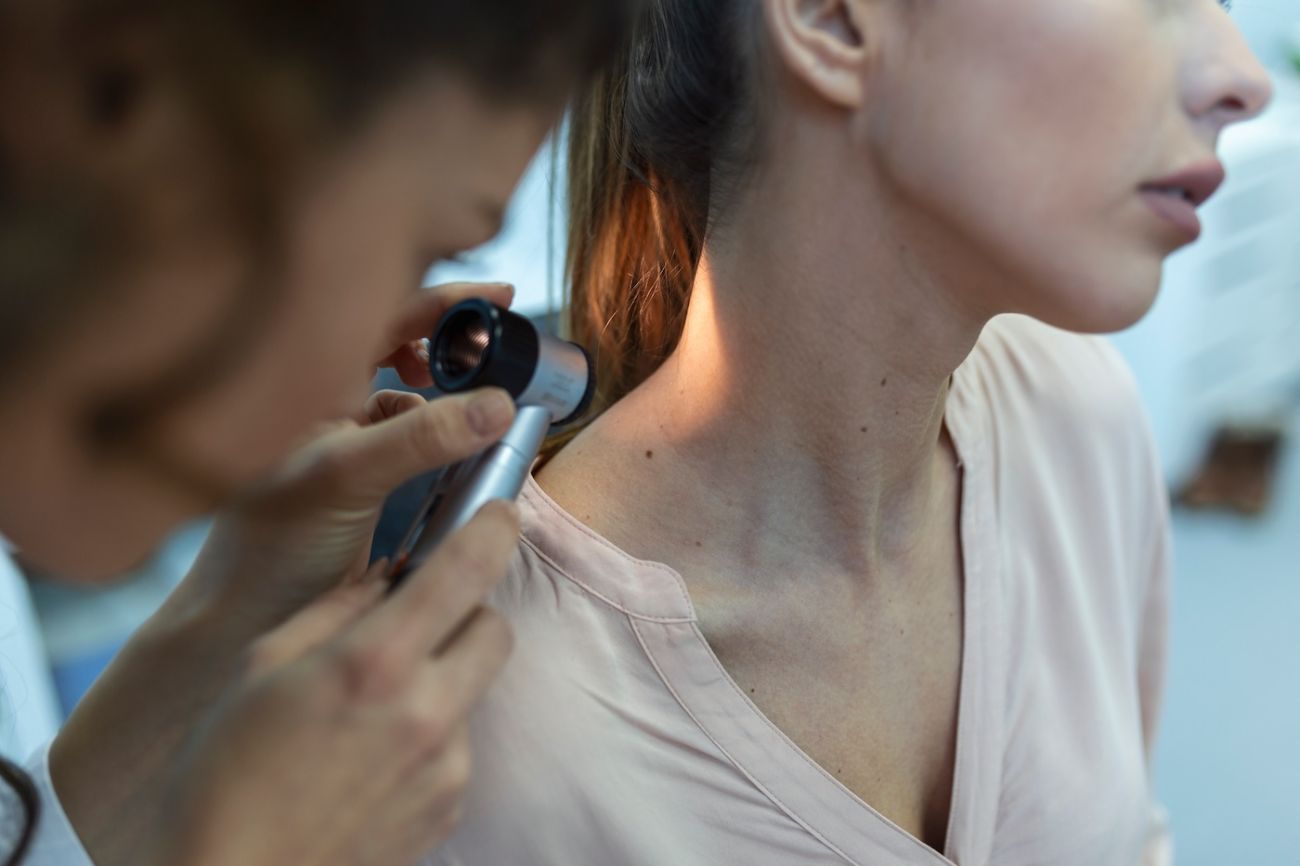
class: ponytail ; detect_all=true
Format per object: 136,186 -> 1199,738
563,0 -> 757,417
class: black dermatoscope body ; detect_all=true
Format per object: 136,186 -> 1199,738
388,300 -> 596,585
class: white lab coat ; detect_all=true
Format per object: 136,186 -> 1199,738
0,546 -> 61,758
0,549 -> 93,865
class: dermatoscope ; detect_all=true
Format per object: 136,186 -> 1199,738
388,299 -> 595,585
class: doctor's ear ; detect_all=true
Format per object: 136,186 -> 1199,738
762,0 -> 880,109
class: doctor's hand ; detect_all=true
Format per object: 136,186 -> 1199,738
151,502 -> 518,866
177,279 -> 518,640
178,380 -> 516,642
48,281 -> 521,866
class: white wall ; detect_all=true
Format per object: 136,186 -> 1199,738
1232,0 -> 1298,72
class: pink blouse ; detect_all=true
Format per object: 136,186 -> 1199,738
429,315 -> 1172,866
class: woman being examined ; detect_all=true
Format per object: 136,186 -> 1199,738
433,0 -> 1270,864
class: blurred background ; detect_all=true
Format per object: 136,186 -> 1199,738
8,3 -> 1300,864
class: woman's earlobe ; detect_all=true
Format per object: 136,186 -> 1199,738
765,0 -> 872,109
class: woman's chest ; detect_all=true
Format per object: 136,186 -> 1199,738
694,573 -> 966,852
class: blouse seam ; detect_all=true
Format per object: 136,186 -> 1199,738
518,535 -> 694,624
628,618 -> 862,866
680,619 -> 952,865
522,484 -> 696,616
942,457 -> 984,858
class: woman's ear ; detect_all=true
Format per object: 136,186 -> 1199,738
763,0 -> 876,109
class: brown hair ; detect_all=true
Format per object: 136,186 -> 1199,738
564,0 -> 759,418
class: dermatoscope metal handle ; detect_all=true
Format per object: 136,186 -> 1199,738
388,405 -> 552,584
387,300 -> 595,586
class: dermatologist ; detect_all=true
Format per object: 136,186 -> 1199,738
0,1 -> 624,864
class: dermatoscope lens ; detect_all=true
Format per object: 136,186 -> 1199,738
429,299 -> 596,426
440,310 -> 492,379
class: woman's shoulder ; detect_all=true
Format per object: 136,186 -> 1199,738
971,314 -> 1141,413
496,475 -> 698,626
959,314 -> 1155,465
956,315 -> 1169,565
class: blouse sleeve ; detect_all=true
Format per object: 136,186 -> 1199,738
1137,462 -> 1174,866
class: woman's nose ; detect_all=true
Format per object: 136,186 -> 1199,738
1184,8 -> 1274,135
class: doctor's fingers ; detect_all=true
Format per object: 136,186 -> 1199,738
365,723 -> 476,859
342,501 -> 518,693
419,605 -> 514,714
356,389 -> 427,426
383,282 -> 515,355
310,388 -> 517,508
377,282 -> 515,389
246,563 -> 389,673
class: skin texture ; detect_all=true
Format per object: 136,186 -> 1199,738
537,0 -> 1271,849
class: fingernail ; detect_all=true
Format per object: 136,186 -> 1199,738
416,339 -> 430,363
468,390 -> 514,436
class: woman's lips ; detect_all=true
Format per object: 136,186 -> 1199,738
1138,159 -> 1227,243
1139,188 -> 1203,241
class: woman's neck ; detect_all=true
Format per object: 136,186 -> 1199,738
549,145 -> 989,580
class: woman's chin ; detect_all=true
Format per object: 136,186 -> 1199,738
1021,262 -> 1165,336
1076,289 -> 1161,335
1087,254 -> 1168,334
